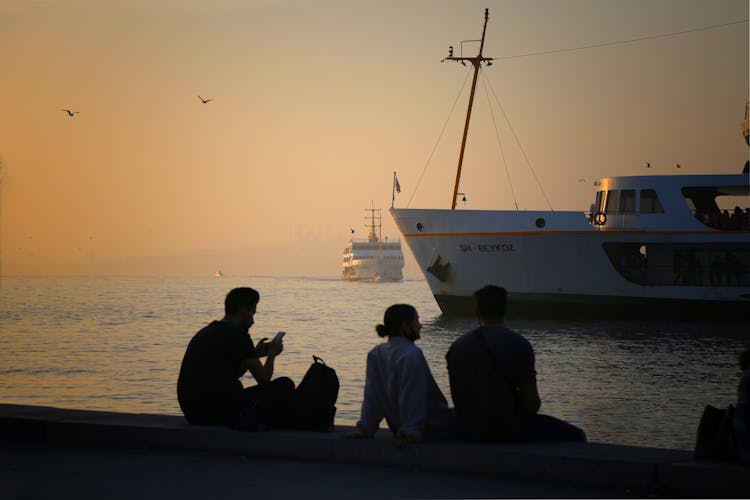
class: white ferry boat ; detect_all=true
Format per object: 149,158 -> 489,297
390,10 -> 750,319
342,205 -> 404,282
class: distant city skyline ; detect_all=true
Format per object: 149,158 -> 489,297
1,0 -> 747,276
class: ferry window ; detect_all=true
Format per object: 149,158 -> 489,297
594,191 -> 604,212
619,190 -> 636,213
605,190 -> 619,213
640,189 -> 664,213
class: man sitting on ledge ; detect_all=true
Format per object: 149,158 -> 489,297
177,287 -> 294,429
446,285 -> 586,443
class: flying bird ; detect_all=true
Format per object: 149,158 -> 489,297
197,95 -> 213,104
577,178 -> 586,183
61,109 -> 79,117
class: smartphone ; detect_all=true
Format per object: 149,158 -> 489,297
273,331 -> 286,343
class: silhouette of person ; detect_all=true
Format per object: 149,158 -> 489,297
446,285 -> 586,442
347,304 -> 454,446
177,287 -> 294,428
734,343 -> 750,465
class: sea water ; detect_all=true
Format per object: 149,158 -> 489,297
0,275 -> 747,450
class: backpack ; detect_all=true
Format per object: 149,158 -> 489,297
694,404 -> 737,461
288,355 -> 339,431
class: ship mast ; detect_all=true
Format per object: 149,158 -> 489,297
365,201 -> 381,243
444,8 -> 494,210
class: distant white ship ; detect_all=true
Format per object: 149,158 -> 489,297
342,205 -> 404,282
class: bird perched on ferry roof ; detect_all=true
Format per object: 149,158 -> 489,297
61,109 -> 78,117
676,163 -> 682,169
646,162 -> 651,168
197,95 -> 213,104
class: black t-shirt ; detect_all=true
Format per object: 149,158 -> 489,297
177,320 -> 257,424
446,326 -> 536,441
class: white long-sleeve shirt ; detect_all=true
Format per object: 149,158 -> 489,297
355,336 -> 451,439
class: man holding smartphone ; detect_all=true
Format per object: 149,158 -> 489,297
177,287 -> 295,428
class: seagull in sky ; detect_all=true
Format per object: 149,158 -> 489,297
61,109 -> 79,117
197,95 -> 213,104
577,178 -> 586,183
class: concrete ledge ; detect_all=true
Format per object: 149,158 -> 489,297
659,460 -> 748,497
0,404 -> 745,496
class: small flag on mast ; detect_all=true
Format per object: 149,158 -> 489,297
391,171 -> 401,208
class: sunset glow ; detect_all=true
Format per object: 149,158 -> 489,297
1,0 -> 747,276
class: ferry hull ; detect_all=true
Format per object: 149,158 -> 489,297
391,208 -> 750,320
342,261 -> 403,282
434,292 -> 750,320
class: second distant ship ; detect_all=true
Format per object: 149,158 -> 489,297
342,205 -> 404,282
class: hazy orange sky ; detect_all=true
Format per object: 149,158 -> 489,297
1,0 -> 747,277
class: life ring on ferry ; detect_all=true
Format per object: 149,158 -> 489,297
593,212 -> 607,226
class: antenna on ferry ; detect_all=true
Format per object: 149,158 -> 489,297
365,200 -> 381,243
444,8 -> 494,210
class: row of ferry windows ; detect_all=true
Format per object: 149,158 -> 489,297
351,245 -> 401,250
343,255 -> 403,262
594,189 -> 664,214
345,246 -> 401,255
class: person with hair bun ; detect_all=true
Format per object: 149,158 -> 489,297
348,304 -> 454,446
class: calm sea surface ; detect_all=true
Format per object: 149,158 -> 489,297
1,275 -> 747,450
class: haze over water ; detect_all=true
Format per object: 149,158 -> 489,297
1,0 -> 747,277
1,275 -> 747,450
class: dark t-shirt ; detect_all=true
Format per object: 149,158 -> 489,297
446,326 -> 536,441
177,320 -> 257,424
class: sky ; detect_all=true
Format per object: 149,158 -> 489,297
0,0 -> 747,277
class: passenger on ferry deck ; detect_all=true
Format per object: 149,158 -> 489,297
347,304 -> 455,447
720,210 -> 732,230
709,208 -> 722,229
730,206 -> 747,230
446,285 -> 586,443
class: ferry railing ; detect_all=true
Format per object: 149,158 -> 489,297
587,211 -> 641,230
349,238 -> 402,244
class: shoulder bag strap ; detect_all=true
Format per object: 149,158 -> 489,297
474,329 -> 515,387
